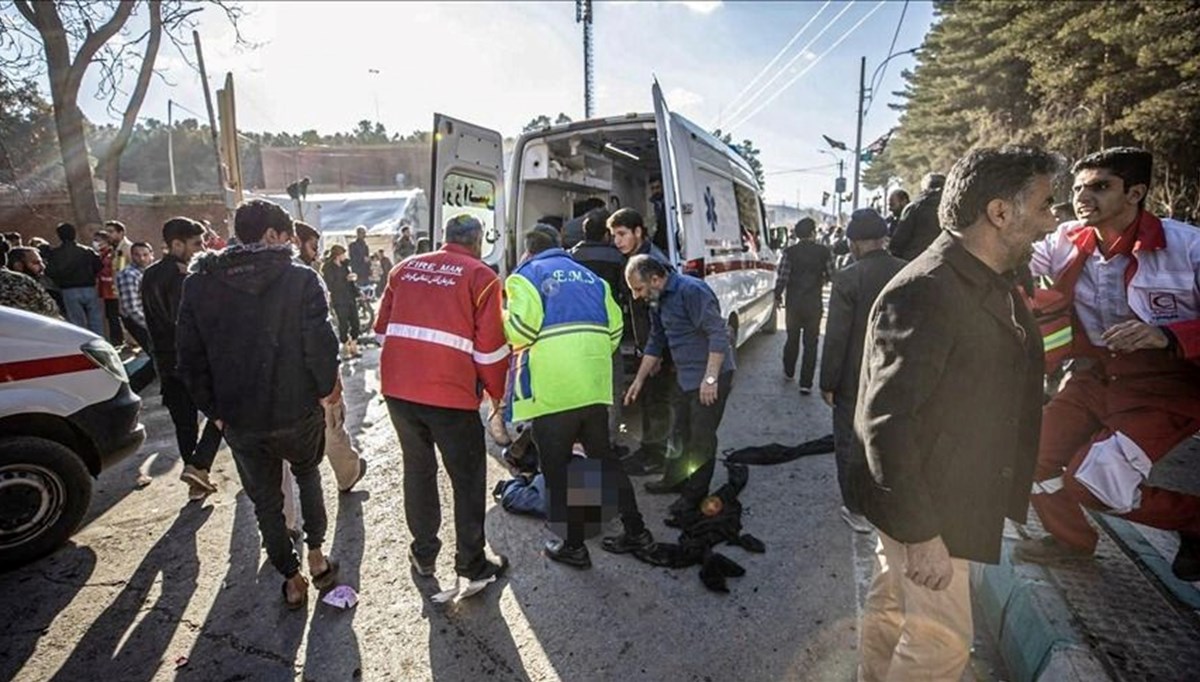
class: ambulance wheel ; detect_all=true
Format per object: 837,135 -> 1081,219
0,436 -> 93,571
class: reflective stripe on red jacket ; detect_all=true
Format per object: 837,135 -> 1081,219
373,243 -> 509,410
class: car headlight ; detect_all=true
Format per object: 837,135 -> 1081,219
81,339 -> 129,383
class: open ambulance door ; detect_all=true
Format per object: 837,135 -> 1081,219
651,80 -> 684,265
431,114 -> 506,270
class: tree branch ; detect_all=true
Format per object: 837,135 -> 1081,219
97,0 -> 161,170
11,0 -> 37,25
67,0 -> 135,96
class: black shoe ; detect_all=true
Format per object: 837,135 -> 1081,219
784,370 -> 794,380
1173,534 -> 1200,582
644,476 -> 683,495
544,540 -> 591,569
1012,536 -> 1093,564
463,553 -> 509,582
799,386 -> 812,395
601,528 -> 655,555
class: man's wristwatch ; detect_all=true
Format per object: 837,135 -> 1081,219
704,375 -> 717,386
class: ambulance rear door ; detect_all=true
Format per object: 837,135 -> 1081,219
431,114 -> 506,270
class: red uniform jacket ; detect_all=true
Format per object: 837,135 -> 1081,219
374,243 -> 509,410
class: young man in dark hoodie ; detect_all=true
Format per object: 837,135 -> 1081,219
176,199 -> 342,609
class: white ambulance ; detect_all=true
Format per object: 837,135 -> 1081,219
430,81 -> 778,346
0,306 -> 145,569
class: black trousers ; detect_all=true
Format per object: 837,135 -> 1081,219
121,315 -> 156,392
103,298 -> 124,345
638,363 -> 677,461
532,404 -> 645,547
783,302 -> 822,388
386,397 -> 487,577
831,393 -> 868,514
159,374 -> 222,471
668,371 -> 734,503
224,408 -> 327,578
333,302 -> 360,342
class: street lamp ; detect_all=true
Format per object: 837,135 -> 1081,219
852,47 -> 920,211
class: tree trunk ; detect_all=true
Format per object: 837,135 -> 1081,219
53,99 -> 103,236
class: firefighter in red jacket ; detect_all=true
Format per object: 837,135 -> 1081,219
374,214 -> 511,594
1016,148 -> 1200,581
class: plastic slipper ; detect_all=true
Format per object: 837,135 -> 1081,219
312,558 -> 340,591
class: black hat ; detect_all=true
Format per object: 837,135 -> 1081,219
846,209 -> 888,241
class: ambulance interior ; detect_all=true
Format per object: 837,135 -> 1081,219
514,121 -> 768,265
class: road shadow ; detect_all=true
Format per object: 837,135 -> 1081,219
175,491 -> 305,681
420,570 -> 531,682
301,489 -> 368,680
0,544 -> 97,680
49,504 -> 213,681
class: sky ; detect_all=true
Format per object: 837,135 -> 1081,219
52,0 -> 936,210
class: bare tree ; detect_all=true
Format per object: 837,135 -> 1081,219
5,1 -> 246,233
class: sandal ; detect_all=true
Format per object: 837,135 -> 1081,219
312,558 -> 340,591
282,578 -> 308,610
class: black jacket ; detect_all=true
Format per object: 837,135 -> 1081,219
819,249 -> 906,398
625,241 -> 671,352
141,253 -> 190,376
571,240 -> 625,303
855,232 -> 1043,564
176,244 -> 340,432
888,188 -> 942,261
776,240 -> 832,308
322,259 -> 356,310
348,238 -> 371,280
46,240 -> 102,289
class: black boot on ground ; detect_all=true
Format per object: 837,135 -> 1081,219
544,539 -> 591,569
601,528 -> 655,555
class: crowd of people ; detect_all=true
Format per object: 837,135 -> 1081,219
1,144 -> 1196,679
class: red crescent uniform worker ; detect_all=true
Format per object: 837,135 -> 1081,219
1016,148 -> 1200,581
373,214 -> 510,591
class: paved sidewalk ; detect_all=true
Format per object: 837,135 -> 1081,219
973,436 -> 1200,682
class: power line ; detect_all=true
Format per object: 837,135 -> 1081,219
720,1 -> 858,129
765,162 -> 838,176
864,0 -> 909,117
727,0 -> 887,132
716,0 -> 832,129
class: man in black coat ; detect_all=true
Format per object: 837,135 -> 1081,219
774,217 -> 832,393
888,172 -> 945,261
45,222 -> 103,335
177,199 -> 342,609
818,209 -> 905,534
142,218 -> 224,500
855,148 -> 1061,681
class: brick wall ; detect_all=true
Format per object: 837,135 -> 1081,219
0,193 -> 228,248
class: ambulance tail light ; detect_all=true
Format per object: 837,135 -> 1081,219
82,339 -> 128,383
682,258 -> 706,278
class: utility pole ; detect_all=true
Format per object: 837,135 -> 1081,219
194,30 -> 225,197
576,0 -> 594,119
167,99 -> 177,195
835,157 -> 846,225
852,56 -> 866,211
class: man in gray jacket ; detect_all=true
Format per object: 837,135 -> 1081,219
818,209 -> 905,534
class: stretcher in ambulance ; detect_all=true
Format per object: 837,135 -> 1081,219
429,80 -> 778,348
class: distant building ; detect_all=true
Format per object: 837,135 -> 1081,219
259,143 -> 431,194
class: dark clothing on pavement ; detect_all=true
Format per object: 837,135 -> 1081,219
668,370 -> 734,503
141,254 -> 189,377
45,239 -> 101,289
224,406 -> 327,577
856,233 -> 1043,564
775,239 -> 831,386
160,374 -> 223,471
176,244 -> 340,432
888,188 -> 943,261
571,240 -> 626,303
646,272 -> 735,392
820,249 -> 906,513
349,238 -> 371,281
386,397 -> 489,577
532,404 -> 645,548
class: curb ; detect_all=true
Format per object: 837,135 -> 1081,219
971,534 -> 1109,682
1093,513 -> 1200,610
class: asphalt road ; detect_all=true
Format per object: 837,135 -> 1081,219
0,328 -> 918,681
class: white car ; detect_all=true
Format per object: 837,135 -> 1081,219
0,306 -> 145,570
